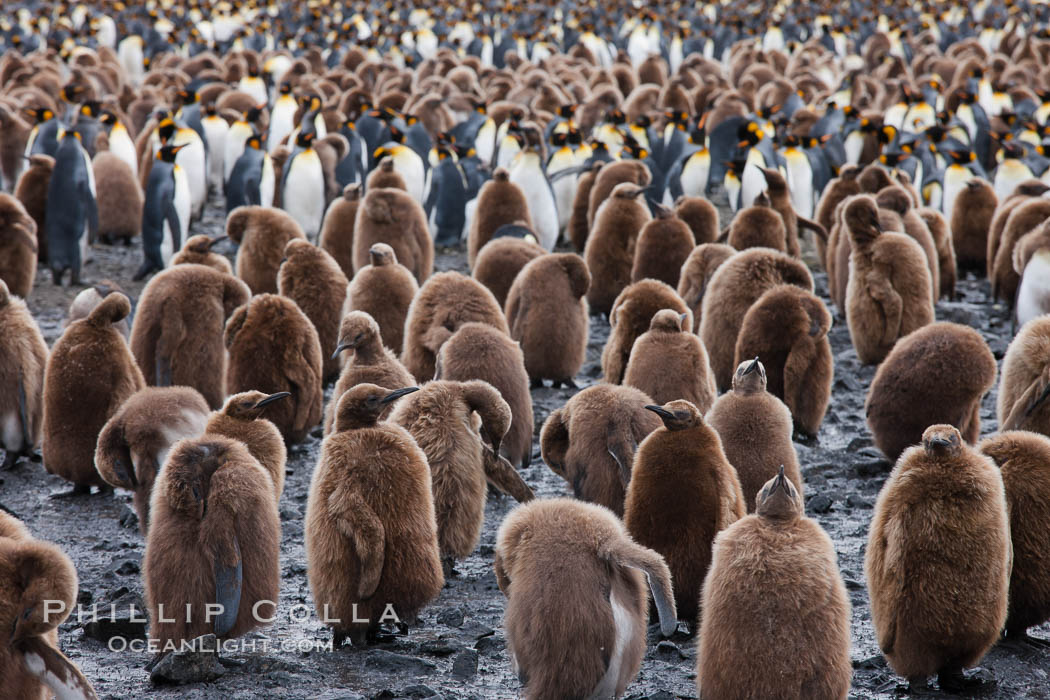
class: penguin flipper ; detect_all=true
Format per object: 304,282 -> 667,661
606,430 -> 638,488
538,408 -> 568,478
482,446 -> 534,503
154,303 -> 186,386
329,488 -> 386,599
13,221 -> 38,254
796,215 -> 828,242
213,534 -> 242,638
15,635 -> 98,700
17,373 -> 31,452
165,203 -> 182,253
599,537 -> 677,637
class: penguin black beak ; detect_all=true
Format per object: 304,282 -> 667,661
743,357 -> 760,375
381,387 -> 419,404
208,236 -> 228,249
254,392 -> 290,408
644,405 -> 675,420
928,436 -> 952,448
331,343 -> 351,359
490,436 -> 502,454
769,465 -> 786,493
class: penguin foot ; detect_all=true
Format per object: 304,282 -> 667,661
441,555 -> 458,581
1,450 -> 16,471
1002,629 -> 1050,652
332,628 -> 351,649
555,378 -> 578,389
937,667 -> 996,694
530,378 -> 545,389
49,484 -> 93,499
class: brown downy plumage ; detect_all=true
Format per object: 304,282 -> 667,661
677,242 -> 735,333
130,264 -> 250,410
844,196 -> 934,365
602,279 -> 691,385
505,253 -> 590,387
95,386 -> 209,534
319,183 -> 361,279
326,311 -> 414,434
875,185 -> 940,302
171,234 -> 233,274
917,207 -> 957,300
700,247 -> 813,391
734,285 -> 833,436
495,498 -> 676,700
699,468 -> 852,699
997,316 -> 1050,435
306,384 -> 443,646
584,183 -> 653,316
814,165 -> 862,268
390,380 -> 533,569
472,233 -> 545,308
436,323 -> 534,470
278,239 -> 349,382
352,186 -> 433,282
63,280 -> 130,339
761,167 -> 826,258
227,205 -> 307,295
727,191 -> 788,252
623,309 -> 717,411
92,151 -> 142,243
630,204 -> 694,287
365,157 -> 408,191
624,400 -> 745,624
586,160 -> 651,231
986,181 -> 1048,281
866,425 -> 1009,693
225,294 -> 324,444
401,271 -> 509,382
950,179 -> 997,271
42,293 -> 144,494
344,243 -> 418,355
540,383 -> 662,516
706,359 -> 803,511
144,436 -> 281,654
14,154 -> 53,265
0,511 -> 96,700
0,194 -> 38,298
568,162 -> 602,252
675,195 -> 719,245
0,280 -> 47,468
206,391 -> 289,501
468,169 -> 533,267
866,322 -> 996,461
991,199 -> 1050,303
977,431 -> 1050,643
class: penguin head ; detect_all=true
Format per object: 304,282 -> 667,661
79,101 -> 100,118
732,356 -> 766,393
737,120 -> 764,148
244,104 -> 266,123
334,383 -> 419,431
164,438 -> 232,520
947,149 -> 976,165
27,107 -> 54,123
556,104 -> 576,119
221,390 -> 291,421
6,537 -> 78,642
368,243 -> 395,266
177,88 -> 198,106
921,424 -> 962,457
1001,140 -> 1025,159
760,168 -> 787,194
551,131 -> 569,148
622,138 -> 648,161
332,311 -> 382,359
644,399 -> 703,432
755,465 -> 802,521
844,195 -> 883,244
157,117 -> 177,143
245,134 -> 264,151
98,110 -> 117,126
606,108 -> 626,125
279,82 -> 293,96
156,143 -> 186,163
295,130 -> 315,149
61,83 -> 84,102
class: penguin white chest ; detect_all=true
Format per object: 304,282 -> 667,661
1017,251 -> 1050,328
942,167 -> 974,222
283,150 -> 325,239
510,153 -> 558,250
164,165 -> 192,267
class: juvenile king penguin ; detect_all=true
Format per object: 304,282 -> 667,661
135,144 -> 191,281
352,187 -> 434,283
495,498 -> 676,700
46,130 -> 97,286
585,183 -> 653,316
0,194 -> 38,298
505,252 -> 590,388
130,264 -> 250,410
706,359 -> 803,511
630,205 -> 695,287
144,437 -> 280,654
227,206 -> 307,295
306,384 -> 443,646
978,431 -> 1050,645
206,391 -> 290,501
602,279 -> 691,385
94,386 -> 210,533
389,380 -> 533,572
624,309 -> 717,411
345,244 -> 418,355
950,179 -> 998,270
319,184 -> 361,279
472,232 -> 545,308
467,169 -> 533,267
866,425 -> 1009,693
677,243 -> 736,332
0,280 -> 48,469
866,323 -> 996,460
698,468 -> 852,699
734,285 -> 834,436
997,316 -> 1050,434
0,512 -> 97,700
281,131 -> 326,240
42,293 -> 144,496
540,384 -> 662,516
225,294 -> 324,444
171,235 -> 233,274
624,400 -> 745,624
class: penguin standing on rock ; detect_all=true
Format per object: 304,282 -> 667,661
46,130 -> 97,286
136,144 -> 190,281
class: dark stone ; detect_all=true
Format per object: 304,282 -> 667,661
853,655 -> 887,670
419,639 -> 459,657
844,578 -> 865,591
363,650 -> 436,675
119,506 -> 139,530
846,493 -> 872,509
451,648 -> 478,679
149,634 -> 225,684
436,607 -> 464,628
81,592 -> 148,642
110,557 -> 140,576
655,640 -> 685,660
846,437 -> 873,451
475,635 -> 505,657
807,494 -> 834,514
402,684 -> 439,698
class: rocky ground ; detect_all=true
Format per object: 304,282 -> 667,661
4,196 -> 1049,699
